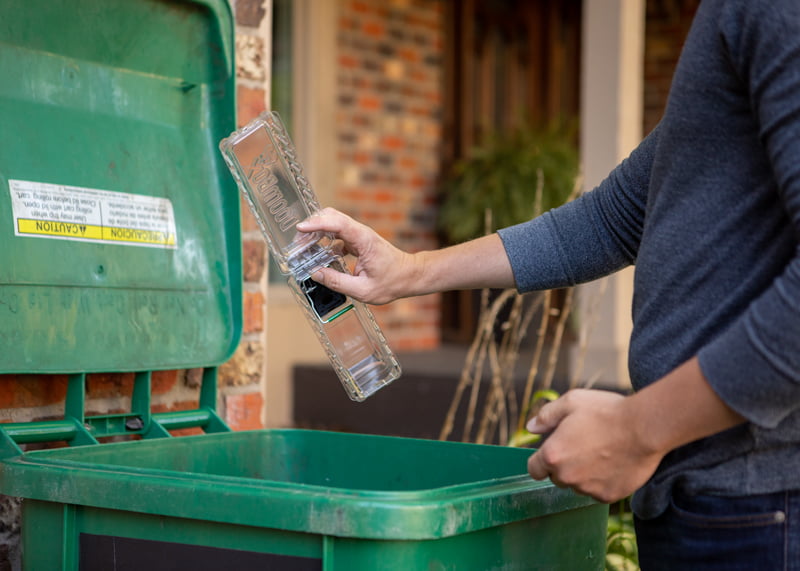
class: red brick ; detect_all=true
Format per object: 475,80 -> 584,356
352,114 -> 373,128
381,135 -> 405,151
362,20 -> 385,38
243,290 -> 265,334
339,54 -> 359,69
87,373 -> 134,399
424,90 -> 442,104
354,151 -> 371,165
374,190 -> 395,204
236,85 -> 266,128
151,400 -> 199,414
0,374 -> 68,409
225,391 -> 263,430
405,13 -> 437,31
393,335 -> 438,351
398,156 -> 418,170
339,16 -> 358,31
410,175 -> 428,188
409,69 -> 429,83
242,239 -> 266,283
398,47 -> 420,63
358,95 -> 381,111
353,76 -> 372,90
240,195 -> 260,232
341,189 -> 369,202
351,0 -> 370,14
151,370 -> 179,396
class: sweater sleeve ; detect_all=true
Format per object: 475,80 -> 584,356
497,124 -> 657,292
698,0 -> 800,428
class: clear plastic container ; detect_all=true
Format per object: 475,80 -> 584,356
218,112 -> 334,279
219,112 -> 401,401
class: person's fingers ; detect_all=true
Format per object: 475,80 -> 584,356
295,207 -> 344,232
297,207 -> 408,305
296,208 -> 368,252
526,394 -> 577,484
526,392 -> 576,434
309,267 -> 366,301
329,238 -> 349,258
527,449 -> 551,481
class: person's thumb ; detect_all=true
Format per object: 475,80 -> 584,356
526,395 -> 571,434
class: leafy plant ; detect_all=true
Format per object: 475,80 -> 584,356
606,500 -> 640,570
439,121 -> 579,244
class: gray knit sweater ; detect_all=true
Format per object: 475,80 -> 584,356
498,0 -> 800,519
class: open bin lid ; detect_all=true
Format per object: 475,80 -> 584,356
0,0 -> 240,374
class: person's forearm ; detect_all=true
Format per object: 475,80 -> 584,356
412,233 -> 517,295
296,209 -> 517,303
625,357 -> 746,457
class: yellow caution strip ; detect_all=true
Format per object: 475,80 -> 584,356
102,227 -> 176,247
17,219 -> 175,246
17,219 -> 102,240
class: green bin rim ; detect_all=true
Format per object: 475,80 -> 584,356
0,429 -> 600,540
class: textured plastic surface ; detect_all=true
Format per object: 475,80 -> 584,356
0,430 -> 608,569
0,0 -> 241,373
219,111 -> 334,279
220,112 -> 400,401
288,259 -> 400,401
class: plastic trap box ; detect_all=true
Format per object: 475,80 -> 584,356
0,1 -> 608,569
220,112 -> 401,402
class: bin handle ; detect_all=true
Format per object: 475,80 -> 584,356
0,368 -> 230,458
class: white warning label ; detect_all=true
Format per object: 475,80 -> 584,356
8,180 -> 177,249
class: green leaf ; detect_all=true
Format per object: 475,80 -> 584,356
439,120 -> 579,243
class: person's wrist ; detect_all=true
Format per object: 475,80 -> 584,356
620,390 -> 669,460
405,250 -> 431,297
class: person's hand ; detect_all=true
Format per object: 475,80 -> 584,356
526,389 -> 664,503
295,208 -> 420,304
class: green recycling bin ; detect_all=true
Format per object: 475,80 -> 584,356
0,428 -> 608,570
0,1 -> 608,569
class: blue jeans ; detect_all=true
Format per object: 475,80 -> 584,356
635,489 -> 800,570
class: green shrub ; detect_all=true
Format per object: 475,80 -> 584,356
439,121 -> 579,243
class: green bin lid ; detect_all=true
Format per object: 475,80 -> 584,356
0,0 -> 241,374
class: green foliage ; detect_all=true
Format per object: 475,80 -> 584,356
439,121 -> 579,243
507,389 -> 560,447
606,501 -> 640,570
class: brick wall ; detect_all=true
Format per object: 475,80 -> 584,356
336,0 -> 444,351
643,0 -> 701,135
332,0 -> 702,351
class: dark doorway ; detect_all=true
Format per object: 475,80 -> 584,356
440,0 -> 583,343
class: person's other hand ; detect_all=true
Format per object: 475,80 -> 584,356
526,389 -> 664,503
296,208 -> 420,305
